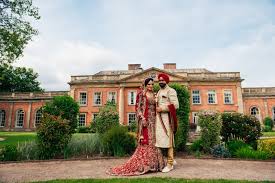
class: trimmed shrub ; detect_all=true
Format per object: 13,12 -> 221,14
226,140 -> 250,157
263,125 -> 272,132
264,117 -> 274,129
76,126 -> 91,133
91,102 -> 119,134
43,95 -> 79,133
221,113 -> 262,149
102,126 -> 136,157
154,83 -> 190,151
198,110 -> 222,152
211,144 -> 231,158
235,147 -> 272,160
258,139 -> 275,158
37,114 -> 72,159
0,144 -> 18,161
190,139 -> 203,152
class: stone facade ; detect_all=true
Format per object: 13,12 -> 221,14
0,64 -> 275,131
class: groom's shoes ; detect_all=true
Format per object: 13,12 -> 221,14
161,164 -> 174,173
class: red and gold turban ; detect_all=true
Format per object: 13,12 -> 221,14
158,73 -> 170,83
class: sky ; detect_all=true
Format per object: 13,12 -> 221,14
16,0 -> 275,91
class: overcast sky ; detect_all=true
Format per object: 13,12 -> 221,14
16,0 -> 275,91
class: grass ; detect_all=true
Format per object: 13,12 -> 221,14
33,178 -> 273,183
0,132 -> 37,148
0,132 -> 95,148
262,131 -> 275,137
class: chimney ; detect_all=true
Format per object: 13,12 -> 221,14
163,63 -> 176,70
128,64 -> 141,70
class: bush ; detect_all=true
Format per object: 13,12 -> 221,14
221,113 -> 262,149
128,121 -> 137,132
198,110 -> 222,152
263,125 -> 272,132
76,126 -> 91,133
37,114 -> 72,159
264,117 -> 274,129
91,102 -> 119,134
211,144 -> 231,158
190,139 -> 203,152
64,134 -> 102,158
235,147 -> 272,160
102,126 -> 136,157
43,95 -> 79,133
17,141 -> 39,160
154,83 -> 190,151
226,140 -> 250,157
0,144 -> 18,161
258,139 -> 275,158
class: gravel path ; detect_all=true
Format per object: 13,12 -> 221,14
0,158 -> 274,182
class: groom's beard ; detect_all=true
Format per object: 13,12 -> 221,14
159,83 -> 166,88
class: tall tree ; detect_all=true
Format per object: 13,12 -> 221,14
0,63 -> 43,92
0,0 -> 40,64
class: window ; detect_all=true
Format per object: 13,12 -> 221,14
128,91 -> 137,105
35,109 -> 42,127
108,92 -> 116,104
250,107 -> 261,121
78,113 -> 86,127
79,92 -> 87,105
192,112 -> 199,124
224,90 -> 233,104
92,113 -> 98,123
208,90 -> 217,104
16,109 -> 24,128
192,90 -> 201,104
128,113 -> 136,124
0,110 -> 5,127
273,107 -> 275,121
94,92 -> 102,105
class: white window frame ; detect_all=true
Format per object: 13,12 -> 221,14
34,108 -> 42,127
108,91 -> 117,104
78,113 -> 86,127
0,110 -> 5,127
79,92 -> 87,106
16,109 -> 24,128
192,90 -> 201,104
208,90 -> 217,104
128,113 -> 136,125
250,106 -> 261,122
93,92 -> 102,106
128,91 -> 137,105
224,89 -> 233,104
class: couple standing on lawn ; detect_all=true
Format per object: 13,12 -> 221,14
107,73 -> 179,176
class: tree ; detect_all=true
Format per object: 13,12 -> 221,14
0,0 -> 40,64
0,63 -> 43,92
42,95 -> 80,133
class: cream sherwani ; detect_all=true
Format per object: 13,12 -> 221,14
155,85 -> 179,148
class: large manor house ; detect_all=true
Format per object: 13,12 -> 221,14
1,63 -> 275,131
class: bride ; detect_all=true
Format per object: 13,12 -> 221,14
107,77 -> 164,176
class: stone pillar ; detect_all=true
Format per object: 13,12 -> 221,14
26,102 -> 32,131
70,87 -> 75,99
236,83 -> 244,113
8,102 -> 14,131
264,99 -> 268,119
119,87 -> 125,125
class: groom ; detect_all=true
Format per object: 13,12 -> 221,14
155,73 -> 179,173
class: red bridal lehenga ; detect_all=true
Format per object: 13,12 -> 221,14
107,92 -> 165,176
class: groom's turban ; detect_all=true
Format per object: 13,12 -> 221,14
158,73 -> 170,83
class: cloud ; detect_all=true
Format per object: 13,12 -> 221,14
16,37 -> 126,90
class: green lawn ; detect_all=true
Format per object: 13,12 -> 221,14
0,132 -> 37,148
262,131 -> 275,137
0,132 -> 94,148
33,178 -> 273,183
